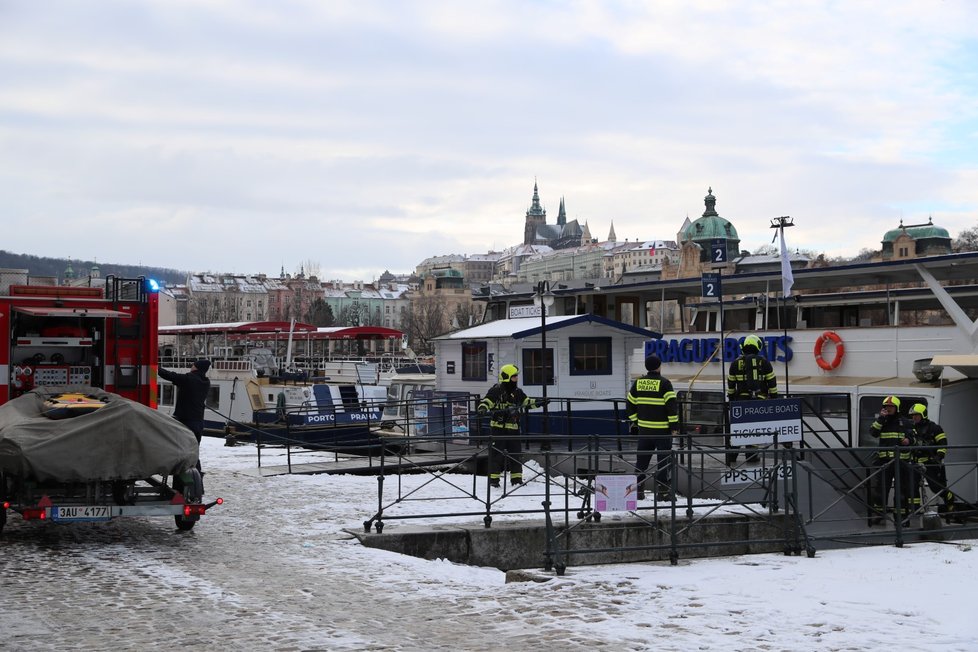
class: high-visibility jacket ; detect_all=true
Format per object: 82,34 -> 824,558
626,372 -> 679,434
478,383 -> 538,430
870,413 -> 913,460
726,354 -> 778,400
913,418 -> 948,463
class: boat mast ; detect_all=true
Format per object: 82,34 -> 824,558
285,318 -> 296,371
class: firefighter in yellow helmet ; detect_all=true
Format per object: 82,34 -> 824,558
909,403 -> 955,515
869,396 -> 915,524
477,364 -> 546,489
725,334 -> 779,466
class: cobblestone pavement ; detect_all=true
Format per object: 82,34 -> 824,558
0,463 -> 655,652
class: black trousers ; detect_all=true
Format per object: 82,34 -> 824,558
636,434 -> 672,490
179,418 -> 204,473
872,457 -> 914,514
918,462 -> 953,507
488,427 -> 523,479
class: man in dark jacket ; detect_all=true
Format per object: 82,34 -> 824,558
158,359 -> 211,470
626,354 -> 679,500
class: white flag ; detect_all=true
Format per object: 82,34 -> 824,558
779,227 -> 794,296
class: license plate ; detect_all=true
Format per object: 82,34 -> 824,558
51,505 -> 112,521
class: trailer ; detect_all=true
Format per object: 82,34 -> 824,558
0,276 -> 221,533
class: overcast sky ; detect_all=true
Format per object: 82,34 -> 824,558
2,1 -> 977,281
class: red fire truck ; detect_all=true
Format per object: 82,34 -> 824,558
1,277 -> 160,406
0,276 -> 220,533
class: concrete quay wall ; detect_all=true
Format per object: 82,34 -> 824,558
349,513 -> 791,571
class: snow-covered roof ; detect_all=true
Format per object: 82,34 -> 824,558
435,315 -> 661,340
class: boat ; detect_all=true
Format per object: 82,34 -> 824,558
431,252 -> 978,505
156,321 -> 433,452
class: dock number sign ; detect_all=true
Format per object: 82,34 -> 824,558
729,398 -> 803,446
711,238 -> 727,264
701,272 -> 721,298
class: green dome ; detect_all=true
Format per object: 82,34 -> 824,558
682,187 -> 740,242
883,220 -> 950,242
685,215 -> 739,241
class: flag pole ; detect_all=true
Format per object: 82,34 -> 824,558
771,216 -> 795,396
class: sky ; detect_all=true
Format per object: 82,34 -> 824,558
4,436 -> 976,650
1,1 -> 977,282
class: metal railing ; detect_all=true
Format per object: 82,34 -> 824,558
222,395 -> 978,572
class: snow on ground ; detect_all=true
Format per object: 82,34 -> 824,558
2,437 -> 976,651
206,440 -> 978,650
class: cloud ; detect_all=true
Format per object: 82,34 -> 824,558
0,1 -> 976,279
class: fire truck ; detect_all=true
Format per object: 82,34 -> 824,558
0,276 -> 221,533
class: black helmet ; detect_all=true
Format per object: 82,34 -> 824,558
645,354 -> 661,371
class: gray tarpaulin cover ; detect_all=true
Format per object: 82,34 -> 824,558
0,386 -> 199,482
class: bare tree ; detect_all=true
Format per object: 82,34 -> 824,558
453,301 -> 484,330
187,293 -> 237,324
954,226 -> 978,253
403,294 -> 450,355
296,260 -> 322,279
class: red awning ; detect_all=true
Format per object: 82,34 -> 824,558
227,326 -> 405,341
158,321 -> 318,335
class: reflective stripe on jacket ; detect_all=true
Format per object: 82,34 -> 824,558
726,354 -> 778,400
871,414 -> 913,460
478,383 -> 537,430
626,373 -> 679,433
913,419 -> 947,462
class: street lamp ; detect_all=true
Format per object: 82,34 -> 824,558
533,280 -> 555,449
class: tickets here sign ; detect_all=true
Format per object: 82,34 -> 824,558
729,398 -> 802,446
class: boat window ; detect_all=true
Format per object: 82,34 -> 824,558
522,348 -> 554,386
461,341 -> 488,381
159,384 -> 175,406
801,393 -> 849,419
569,337 -> 612,376
206,386 -> 220,410
678,390 -> 725,431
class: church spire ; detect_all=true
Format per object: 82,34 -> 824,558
524,179 -> 547,245
608,220 -> 617,242
581,220 -> 592,245
557,197 -> 567,226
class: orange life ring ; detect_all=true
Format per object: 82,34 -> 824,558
814,331 -> 844,371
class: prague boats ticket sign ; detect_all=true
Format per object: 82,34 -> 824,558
729,398 -> 802,446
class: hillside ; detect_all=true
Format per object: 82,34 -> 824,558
0,250 -> 187,287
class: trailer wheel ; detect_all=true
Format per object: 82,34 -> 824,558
174,468 -> 204,531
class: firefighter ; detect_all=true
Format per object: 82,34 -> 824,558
476,364 -> 545,488
626,354 -> 679,500
725,334 -> 778,466
909,403 -> 954,514
869,396 -> 915,524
